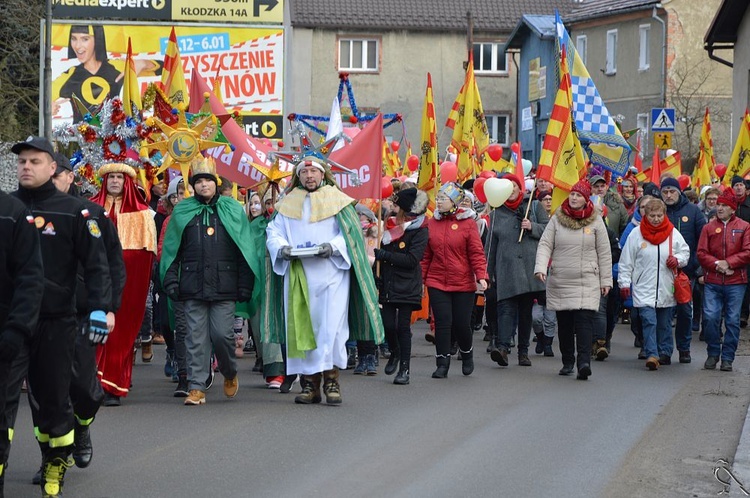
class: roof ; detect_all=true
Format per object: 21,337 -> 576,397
290,0 -> 577,33
564,0 -> 660,24
704,0 -> 750,47
503,14 -> 557,52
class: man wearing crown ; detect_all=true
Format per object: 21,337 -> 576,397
265,154 -> 384,405
160,156 -> 258,405
90,163 -> 157,406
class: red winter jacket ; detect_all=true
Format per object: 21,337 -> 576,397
421,209 -> 488,292
697,215 -> 750,285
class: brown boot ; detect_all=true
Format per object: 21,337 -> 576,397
294,374 -> 322,404
322,368 -> 342,405
594,339 -> 609,361
141,340 -> 153,363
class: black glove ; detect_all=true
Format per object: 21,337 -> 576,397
374,276 -> 383,291
165,285 -> 179,301
373,248 -> 387,261
317,243 -> 333,258
238,289 -> 252,303
279,246 -> 293,260
0,330 -> 24,363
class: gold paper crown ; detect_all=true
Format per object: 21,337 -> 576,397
189,156 -> 221,185
99,163 -> 137,179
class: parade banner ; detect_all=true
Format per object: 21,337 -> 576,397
49,22 -> 283,130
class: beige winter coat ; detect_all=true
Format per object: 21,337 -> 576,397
534,208 -> 613,311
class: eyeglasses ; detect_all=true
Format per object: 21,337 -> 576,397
706,197 -> 718,201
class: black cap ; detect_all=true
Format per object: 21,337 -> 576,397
732,175 -> 745,187
11,136 -> 55,158
53,153 -> 73,175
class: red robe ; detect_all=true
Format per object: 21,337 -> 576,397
92,174 -> 157,397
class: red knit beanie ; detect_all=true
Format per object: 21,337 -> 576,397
571,179 -> 592,202
717,190 -> 739,210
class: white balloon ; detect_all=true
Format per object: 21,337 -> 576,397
484,178 -> 514,207
522,158 -> 533,176
666,148 -> 677,157
448,153 -> 457,163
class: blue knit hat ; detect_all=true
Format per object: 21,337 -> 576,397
660,177 -> 682,192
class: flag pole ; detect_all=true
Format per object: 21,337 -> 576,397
518,179 -> 537,243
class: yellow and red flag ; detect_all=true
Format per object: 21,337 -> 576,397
418,73 -> 438,213
536,46 -> 587,212
122,38 -> 141,117
446,55 -> 489,182
724,109 -> 750,184
161,27 -> 187,106
693,108 -> 714,190
661,151 -> 681,178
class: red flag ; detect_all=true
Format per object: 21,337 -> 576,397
329,114 -> 384,199
650,148 -> 661,185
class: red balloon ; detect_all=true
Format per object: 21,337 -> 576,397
715,163 -> 727,178
474,177 -> 488,203
440,161 -> 458,183
277,141 -> 285,148
510,142 -> 521,155
391,141 -> 400,152
406,154 -> 420,172
479,170 -> 496,179
677,174 -> 691,190
381,177 -> 394,198
487,143 -> 503,162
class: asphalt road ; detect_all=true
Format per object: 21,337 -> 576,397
5,322 -> 749,497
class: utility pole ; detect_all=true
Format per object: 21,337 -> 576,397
465,10 -> 473,70
44,0 -> 52,138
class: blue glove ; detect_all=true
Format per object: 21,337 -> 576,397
88,310 -> 109,345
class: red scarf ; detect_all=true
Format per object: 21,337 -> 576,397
504,194 -> 523,211
560,199 -> 594,220
640,215 -> 674,245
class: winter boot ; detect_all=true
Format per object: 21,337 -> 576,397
393,360 -> 410,385
595,339 -> 609,361
72,419 -> 93,468
460,348 -> 474,376
534,332 -> 545,354
294,374 -> 322,404
543,335 -> 555,357
322,368 -> 342,405
432,355 -> 450,378
384,347 -> 400,375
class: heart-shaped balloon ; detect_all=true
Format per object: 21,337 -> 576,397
484,178 -> 514,208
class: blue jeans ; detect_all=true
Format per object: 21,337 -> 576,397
703,283 -> 744,362
637,307 -> 674,359
674,279 -> 695,352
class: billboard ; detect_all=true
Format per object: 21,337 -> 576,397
49,22 -> 283,131
51,0 -> 284,24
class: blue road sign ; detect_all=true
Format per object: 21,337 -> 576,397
651,108 -> 675,131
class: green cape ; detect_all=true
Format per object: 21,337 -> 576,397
159,195 -> 261,316
261,203 -> 385,345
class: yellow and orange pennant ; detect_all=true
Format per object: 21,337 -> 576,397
693,108 -> 714,190
661,151 -> 681,178
446,55 -> 489,182
536,46 -> 586,212
418,73 -> 438,213
161,27 -> 188,106
122,38 -> 141,117
724,109 -> 750,184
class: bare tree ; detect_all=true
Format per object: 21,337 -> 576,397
667,59 -> 732,167
0,1 -> 44,141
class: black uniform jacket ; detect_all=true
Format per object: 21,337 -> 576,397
13,181 -> 112,318
0,189 -> 44,342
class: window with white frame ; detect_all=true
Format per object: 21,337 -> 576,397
486,114 -> 510,146
639,25 -> 650,70
338,38 -> 378,72
473,43 -> 508,74
606,29 -> 618,74
637,113 -> 649,156
576,35 -> 587,65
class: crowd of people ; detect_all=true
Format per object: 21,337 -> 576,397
1,135 -> 748,497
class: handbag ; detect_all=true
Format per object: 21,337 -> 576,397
669,232 -> 692,304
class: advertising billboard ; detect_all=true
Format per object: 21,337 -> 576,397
49,22 -> 283,134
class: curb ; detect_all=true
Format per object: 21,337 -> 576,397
731,372 -> 750,496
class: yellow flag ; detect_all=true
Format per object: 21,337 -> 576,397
418,73 -> 438,213
693,108 -> 714,190
724,110 -> 750,184
161,27 -> 188,106
122,38 -> 141,117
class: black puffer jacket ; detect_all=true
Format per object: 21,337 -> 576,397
376,222 -> 428,307
164,195 -> 252,302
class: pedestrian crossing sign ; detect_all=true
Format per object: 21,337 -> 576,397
651,108 -> 675,131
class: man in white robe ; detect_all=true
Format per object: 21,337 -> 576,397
266,155 -> 360,404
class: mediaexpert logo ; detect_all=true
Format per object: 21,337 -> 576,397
54,0 -> 165,10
